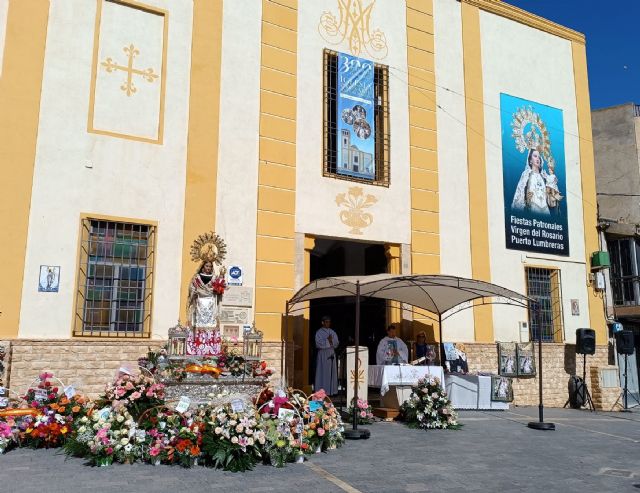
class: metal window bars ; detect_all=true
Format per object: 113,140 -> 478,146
74,219 -> 155,337
322,49 -> 390,187
608,237 -> 640,306
525,267 -> 564,343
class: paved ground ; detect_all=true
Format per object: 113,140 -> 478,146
1,406 -> 639,493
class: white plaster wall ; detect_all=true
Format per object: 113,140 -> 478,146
215,0 -> 262,313
296,0 -> 411,245
19,0 -> 193,338
0,0 -> 8,78
434,0 -> 474,342
480,11 -> 590,343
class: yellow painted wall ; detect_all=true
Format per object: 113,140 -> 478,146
572,41 -> 607,343
179,0 -> 223,317
254,0 -> 298,341
0,0 -> 50,338
461,2 -> 493,342
407,0 -> 439,340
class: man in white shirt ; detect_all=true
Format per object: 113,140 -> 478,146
315,315 -> 339,395
376,324 -> 408,365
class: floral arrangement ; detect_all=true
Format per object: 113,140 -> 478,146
399,376 -> 461,430
257,388 -> 344,462
172,421 -> 203,467
1,372 -> 346,470
262,417 -> 306,467
0,418 -> 17,453
201,404 -> 266,472
15,373 -> 89,449
99,372 -> 165,419
212,276 -> 227,295
347,398 -> 374,425
140,343 -> 274,382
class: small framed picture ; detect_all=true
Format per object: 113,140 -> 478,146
38,265 -> 60,292
498,342 -> 518,377
516,342 -> 536,377
491,376 -> 514,402
571,299 -> 580,316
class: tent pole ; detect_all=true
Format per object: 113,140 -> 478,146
438,313 -> 444,368
283,302 -> 289,388
353,282 -> 360,431
527,302 -> 555,431
345,281 -> 370,439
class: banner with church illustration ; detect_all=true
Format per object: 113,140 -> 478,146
500,93 -> 569,256
337,52 -> 375,180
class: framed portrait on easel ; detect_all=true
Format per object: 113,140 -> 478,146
498,342 -> 518,377
491,376 -> 514,402
516,342 -> 536,377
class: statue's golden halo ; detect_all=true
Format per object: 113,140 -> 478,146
511,106 -> 552,162
190,232 -> 227,265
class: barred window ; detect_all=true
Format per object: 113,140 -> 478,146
74,219 -> 155,337
323,49 -> 390,186
525,267 -> 564,342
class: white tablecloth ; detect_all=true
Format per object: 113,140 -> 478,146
445,374 -> 509,410
368,365 -> 445,396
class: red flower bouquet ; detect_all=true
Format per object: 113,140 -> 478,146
212,276 -> 227,295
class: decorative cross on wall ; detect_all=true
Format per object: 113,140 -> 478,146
100,44 -> 159,97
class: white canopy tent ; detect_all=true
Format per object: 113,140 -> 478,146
285,274 -> 553,436
287,273 -> 531,321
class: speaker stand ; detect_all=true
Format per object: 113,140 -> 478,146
613,354 -> 640,412
578,353 -> 595,412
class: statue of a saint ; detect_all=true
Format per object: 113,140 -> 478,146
185,232 -> 228,356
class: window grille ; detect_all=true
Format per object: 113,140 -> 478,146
608,237 -> 640,306
74,219 -> 155,337
323,49 -> 390,186
525,267 -> 564,342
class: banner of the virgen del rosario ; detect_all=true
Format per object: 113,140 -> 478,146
337,52 -> 375,180
500,93 -> 569,256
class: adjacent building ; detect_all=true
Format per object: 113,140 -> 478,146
593,102 -> 640,400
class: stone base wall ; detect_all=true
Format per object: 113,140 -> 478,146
1,339 -> 621,409
0,340 -> 10,388
463,343 -> 619,409
5,340 -> 163,397
1,339 -> 295,399
590,366 -> 623,411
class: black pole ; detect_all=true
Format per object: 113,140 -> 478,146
624,354 -> 628,411
353,282 -> 360,431
528,303 -> 555,430
283,302 -> 289,387
345,281 -> 370,439
438,313 -> 444,369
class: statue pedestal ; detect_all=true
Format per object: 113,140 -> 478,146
162,374 -> 268,405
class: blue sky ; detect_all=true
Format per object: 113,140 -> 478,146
505,1 -> 640,109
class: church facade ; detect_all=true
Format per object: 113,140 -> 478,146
0,0 -> 613,405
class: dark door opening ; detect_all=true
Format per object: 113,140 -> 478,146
308,239 -> 388,389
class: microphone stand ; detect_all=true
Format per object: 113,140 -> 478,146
328,351 -> 335,397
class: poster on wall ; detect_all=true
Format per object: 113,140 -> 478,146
337,51 -> 375,180
500,93 -> 569,256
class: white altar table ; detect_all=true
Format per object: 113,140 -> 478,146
444,374 -> 509,410
368,365 -> 445,396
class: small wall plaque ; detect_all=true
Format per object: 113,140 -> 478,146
38,265 -> 60,292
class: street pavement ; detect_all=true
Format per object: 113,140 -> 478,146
1,406 -> 639,493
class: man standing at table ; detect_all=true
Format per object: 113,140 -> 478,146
315,315 -> 339,395
376,324 -> 408,365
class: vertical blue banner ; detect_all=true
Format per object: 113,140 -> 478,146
337,52 -> 375,180
500,93 -> 569,256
